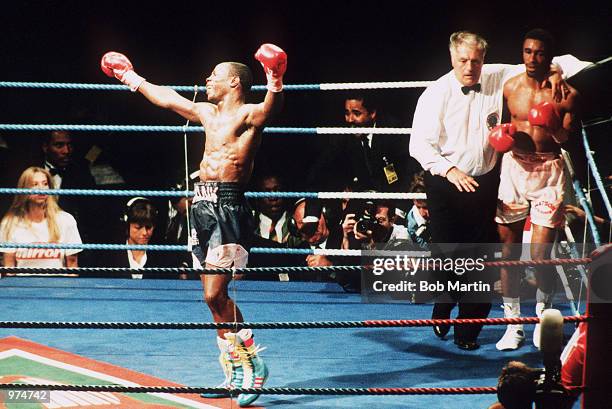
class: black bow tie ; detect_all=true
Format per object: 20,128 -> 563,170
49,167 -> 65,177
461,83 -> 481,95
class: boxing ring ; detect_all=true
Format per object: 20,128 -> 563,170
0,276 -> 589,409
0,71 -> 610,408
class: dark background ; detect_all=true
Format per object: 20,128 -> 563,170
1,0 -> 610,191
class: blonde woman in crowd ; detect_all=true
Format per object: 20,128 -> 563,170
0,166 -> 82,271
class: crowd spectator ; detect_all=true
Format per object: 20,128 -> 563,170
406,172 -> 431,248
37,130 -> 102,258
340,199 -> 412,291
343,200 -> 409,250
163,178 -> 193,276
306,91 -> 420,220
0,167 -> 82,274
89,197 -> 168,279
252,174 -> 291,244
289,198 -> 350,283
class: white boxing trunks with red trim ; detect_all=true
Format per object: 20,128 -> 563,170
495,151 -> 566,228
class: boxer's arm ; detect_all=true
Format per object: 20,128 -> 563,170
248,88 -> 284,128
249,44 -> 286,128
100,51 -> 209,124
138,82 -> 209,124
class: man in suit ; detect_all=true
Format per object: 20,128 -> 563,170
41,130 -> 99,245
308,91 -> 420,197
246,174 -> 309,280
253,174 -> 291,244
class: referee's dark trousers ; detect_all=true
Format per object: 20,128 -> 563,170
424,167 -> 499,344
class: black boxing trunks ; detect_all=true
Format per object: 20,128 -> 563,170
190,182 -> 254,268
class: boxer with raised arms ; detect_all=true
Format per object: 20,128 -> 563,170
101,43 -> 287,406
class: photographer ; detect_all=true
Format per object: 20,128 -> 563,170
338,200 -> 410,292
342,200 -> 409,251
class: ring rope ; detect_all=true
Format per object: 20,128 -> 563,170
0,80 -> 431,92
0,188 -> 427,200
0,383 -> 499,395
181,85 -> 199,250
0,315 -> 587,330
0,124 -> 411,134
0,256 -> 592,275
0,242 -> 185,251
581,127 -> 612,220
0,242 -> 595,267
0,266 -> 361,275
571,178 -> 602,246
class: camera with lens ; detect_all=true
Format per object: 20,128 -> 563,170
355,200 -> 378,235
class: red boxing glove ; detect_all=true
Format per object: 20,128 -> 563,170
254,43 -> 287,92
100,51 -> 146,92
528,101 -> 561,130
488,123 -> 516,153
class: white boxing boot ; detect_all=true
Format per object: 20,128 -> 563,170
496,297 -> 525,351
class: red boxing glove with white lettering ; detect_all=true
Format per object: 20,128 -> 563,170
488,123 -> 516,153
528,101 -> 561,130
100,51 -> 146,92
254,43 -> 287,92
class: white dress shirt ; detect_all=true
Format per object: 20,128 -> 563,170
44,161 -> 63,189
410,64 -> 520,177
410,56 -> 589,177
127,241 -> 146,279
258,212 -> 287,243
389,223 -> 409,241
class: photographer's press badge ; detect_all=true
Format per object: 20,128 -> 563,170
384,162 -> 398,184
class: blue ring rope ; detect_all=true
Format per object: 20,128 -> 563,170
0,242 -> 186,251
0,188 -> 423,200
0,124 -> 410,134
0,82 -> 321,92
572,180 -> 602,246
581,127 -> 612,220
0,124 -> 318,133
0,188 -> 321,198
0,189 -> 425,200
0,81 -> 435,92
0,242 -> 310,254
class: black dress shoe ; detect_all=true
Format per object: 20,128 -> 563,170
433,324 -> 450,338
431,303 -> 452,339
454,339 -> 480,351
